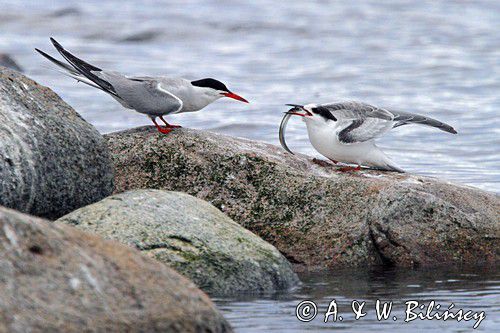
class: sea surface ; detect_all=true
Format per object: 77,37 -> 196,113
0,1 -> 498,332
215,266 -> 500,332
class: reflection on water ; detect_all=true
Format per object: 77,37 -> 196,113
0,0 -> 498,192
214,266 -> 500,332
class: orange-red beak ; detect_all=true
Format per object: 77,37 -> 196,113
285,111 -> 311,117
223,92 -> 249,103
285,104 -> 312,117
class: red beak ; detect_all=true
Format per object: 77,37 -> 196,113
223,92 -> 249,103
285,110 -> 312,117
285,104 -> 312,117
286,111 -> 309,117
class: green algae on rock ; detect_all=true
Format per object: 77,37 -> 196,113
57,189 -> 299,295
105,126 -> 500,271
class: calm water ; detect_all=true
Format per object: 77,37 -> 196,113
0,1 -> 498,331
214,266 -> 500,332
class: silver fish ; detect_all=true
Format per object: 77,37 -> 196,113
279,109 -> 295,154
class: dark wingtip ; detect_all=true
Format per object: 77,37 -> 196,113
285,103 -> 304,108
50,37 -> 63,50
35,48 -> 50,56
34,48 -> 52,59
447,126 -> 458,134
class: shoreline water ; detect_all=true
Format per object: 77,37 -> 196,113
215,265 -> 499,332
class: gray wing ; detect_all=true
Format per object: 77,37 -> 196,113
319,101 -> 457,143
391,110 -> 457,134
320,101 -> 394,121
40,38 -> 182,116
319,102 -> 395,144
98,73 -> 183,116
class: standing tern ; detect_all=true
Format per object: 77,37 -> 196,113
280,101 -> 457,172
35,38 -> 248,134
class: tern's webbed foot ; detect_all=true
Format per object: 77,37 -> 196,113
156,127 -> 173,134
152,118 -> 173,134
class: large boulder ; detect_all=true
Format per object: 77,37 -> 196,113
56,189 -> 299,295
0,68 -> 113,219
105,127 -> 500,271
0,205 -> 231,332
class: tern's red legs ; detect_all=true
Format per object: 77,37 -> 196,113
338,165 -> 361,172
159,116 -> 182,128
151,118 -> 172,134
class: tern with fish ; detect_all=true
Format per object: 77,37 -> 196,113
279,101 -> 457,172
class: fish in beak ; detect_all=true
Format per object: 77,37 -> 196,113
279,104 -> 311,154
284,104 -> 312,117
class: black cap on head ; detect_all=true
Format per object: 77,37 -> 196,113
311,106 -> 337,121
191,78 -> 229,92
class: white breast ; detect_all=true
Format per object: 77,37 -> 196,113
304,118 -> 388,167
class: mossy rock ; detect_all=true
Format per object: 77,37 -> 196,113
104,127 -> 499,270
57,189 -> 299,295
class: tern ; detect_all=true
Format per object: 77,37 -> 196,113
35,38 -> 248,134
280,101 -> 457,172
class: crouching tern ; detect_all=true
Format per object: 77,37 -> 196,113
279,101 -> 457,172
35,38 -> 248,134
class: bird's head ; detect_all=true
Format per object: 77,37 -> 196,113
191,78 -> 248,103
285,104 -> 336,124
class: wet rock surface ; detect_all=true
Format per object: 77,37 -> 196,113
0,205 -> 232,332
105,126 -> 500,271
57,189 -> 299,295
0,67 -> 114,219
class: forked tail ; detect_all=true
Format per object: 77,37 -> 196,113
35,38 -> 117,98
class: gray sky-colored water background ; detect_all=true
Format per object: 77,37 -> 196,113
1,1 -> 498,332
